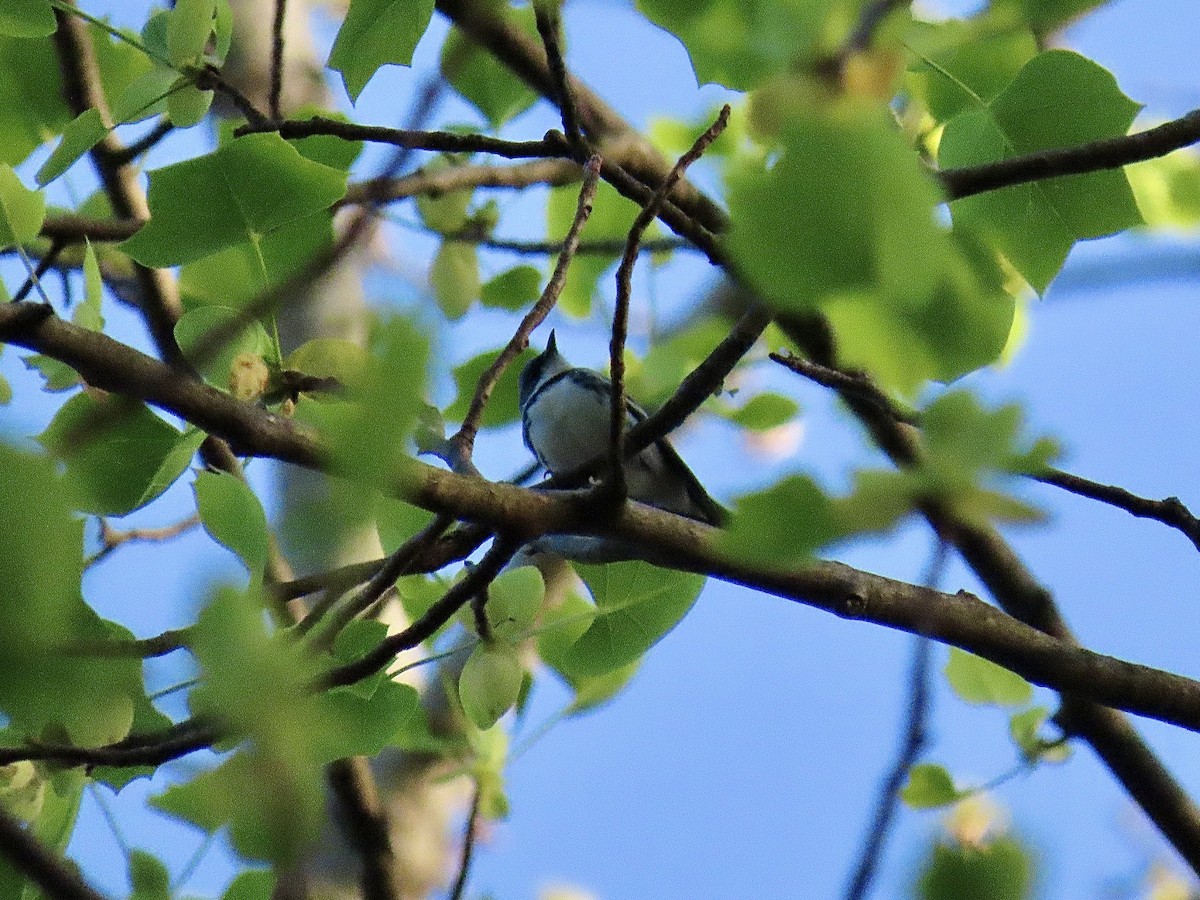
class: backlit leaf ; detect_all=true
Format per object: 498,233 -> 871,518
329,0 -> 435,101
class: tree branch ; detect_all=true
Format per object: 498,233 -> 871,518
0,804 -> 109,900
939,108 -> 1200,200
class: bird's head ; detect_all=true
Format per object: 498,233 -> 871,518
519,330 -> 571,411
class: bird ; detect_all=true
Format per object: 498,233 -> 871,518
518,330 -> 725,527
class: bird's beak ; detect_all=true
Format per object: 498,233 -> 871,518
547,329 -> 558,354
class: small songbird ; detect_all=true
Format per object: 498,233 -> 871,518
518,331 -> 725,526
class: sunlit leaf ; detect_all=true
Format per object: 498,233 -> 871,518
0,164 -> 44,247
945,648 -> 1033,707
329,0 -> 436,101
194,470 -> 269,581
36,108 -> 107,186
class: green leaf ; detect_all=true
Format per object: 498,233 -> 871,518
129,851 -> 171,900
905,19 -> 1037,123
481,264 -> 542,311
0,0 -> 55,39
23,354 -> 82,391
285,107 -> 363,170
442,6 -> 538,127
1009,706 -> 1070,764
945,648 -> 1032,707
940,50 -> 1143,292
446,346 -> 535,429
223,871 -> 276,900
0,34 -> 71,165
918,836 -> 1033,900
430,241 -> 480,319
0,164 -> 44,247
721,475 -> 842,564
0,372 -> 10,405
311,680 -> 432,760
480,566 -> 544,642
0,770 -> 85,898
166,80 -> 214,127
537,588 -> 641,713
38,108 -> 108,186
174,305 -> 274,388
459,644 -> 524,730
121,133 -> 347,267
74,240 -> 105,330
329,0 -> 436,101
110,67 -> 178,125
553,562 -> 705,679
416,167 -> 473,233
178,212 -> 335,310
727,393 -> 799,430
635,0 -> 836,91
194,470 -> 269,580
167,0 -> 217,68
39,393 -> 193,516
1017,0 -> 1109,33
901,763 -> 963,809
1128,149 -> 1200,230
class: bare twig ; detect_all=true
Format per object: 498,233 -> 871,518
12,239 -> 66,303
608,106 -> 730,492
340,157 -> 580,207
450,156 -> 601,458
110,117 -> 174,165
533,0 -> 584,151
269,0 -> 288,121
67,626 -> 191,659
0,804 -> 109,900
844,540 -> 945,900
88,514 -> 201,566
1037,468 -> 1200,553
448,783 -> 482,900
770,351 -> 919,425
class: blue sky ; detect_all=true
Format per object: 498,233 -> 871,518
3,0 -> 1200,897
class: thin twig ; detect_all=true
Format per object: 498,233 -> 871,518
88,514 -> 201,566
340,157 -> 581,207
110,118 -> 174,165
12,240 -> 66,303
269,0 -> 288,121
448,783 -> 482,900
844,539 -> 946,900
608,105 -> 730,494
67,626 -> 191,659
770,351 -> 919,425
0,804 -> 109,900
318,536 -> 522,692
1037,468 -> 1200,554
451,156 -> 602,458
534,0 -> 584,152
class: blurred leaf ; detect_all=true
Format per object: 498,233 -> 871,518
166,80 -> 214,127
1015,0 -> 1109,33
940,50 -> 1142,292
223,871 -> 276,900
0,372 -> 10,404
416,166 -> 473,233
726,393 -> 799,430
0,0 -> 54,38
481,264 -> 542,311
945,648 -> 1032,707
431,241 -> 480,319
329,0 -> 435,101
901,763 -> 963,809
36,108 -> 107,186
23,354 -> 82,391
39,393 -> 193,516
1009,706 -> 1071,764
1128,149 -> 1200,229
721,475 -> 841,564
552,562 -> 705,678
167,0 -> 217,67
446,345 -> 535,428
442,5 -> 538,127
311,679 -> 432,760
175,305 -> 275,388
636,0 -> 840,91
0,34 -> 70,165
0,769 -> 84,899
0,163 -> 44,247
459,644 -> 524,730
128,851 -> 171,900
283,338 -> 368,384
918,836 -> 1033,900
194,470 -> 269,582
121,133 -> 346,267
